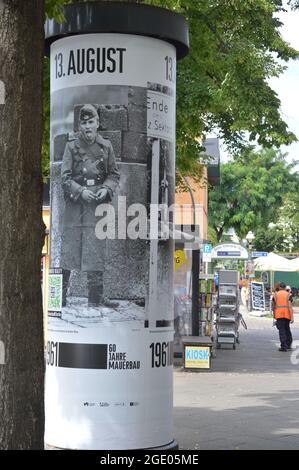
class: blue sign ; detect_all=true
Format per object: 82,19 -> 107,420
217,251 -> 241,257
251,252 -> 268,258
203,244 -> 212,254
186,349 -> 209,360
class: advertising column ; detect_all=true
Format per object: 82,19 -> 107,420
45,3 -> 189,450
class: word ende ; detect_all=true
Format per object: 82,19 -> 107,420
54,47 -> 127,79
147,95 -> 169,114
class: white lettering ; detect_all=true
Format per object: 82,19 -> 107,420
95,204 -> 115,239
127,204 -> 148,240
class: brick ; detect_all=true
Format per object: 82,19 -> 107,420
122,131 -> 148,163
49,162 -> 64,267
104,238 -> 149,300
115,161 -> 148,207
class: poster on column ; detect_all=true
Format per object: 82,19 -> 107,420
45,34 -> 176,450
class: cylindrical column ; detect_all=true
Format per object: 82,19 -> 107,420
45,2 -> 189,450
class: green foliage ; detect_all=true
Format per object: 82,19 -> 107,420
43,0 -> 299,177
207,225 -> 218,246
260,191 -> 299,252
42,58 -> 50,180
208,147 -> 299,247
45,0 -> 73,22
253,226 -> 286,252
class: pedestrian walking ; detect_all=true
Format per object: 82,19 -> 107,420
273,282 -> 294,351
286,285 -> 293,303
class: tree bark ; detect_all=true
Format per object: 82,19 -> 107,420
0,0 -> 45,449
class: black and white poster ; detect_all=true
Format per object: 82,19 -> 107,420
45,34 -> 176,450
251,281 -> 266,311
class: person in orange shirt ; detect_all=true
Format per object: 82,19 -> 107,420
273,282 -> 294,352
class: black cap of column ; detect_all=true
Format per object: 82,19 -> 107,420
45,1 -> 189,60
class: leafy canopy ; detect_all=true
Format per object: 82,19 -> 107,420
208,147 -> 299,245
43,0 -> 299,176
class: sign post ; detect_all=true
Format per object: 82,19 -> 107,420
202,243 -> 213,263
45,2 -> 189,450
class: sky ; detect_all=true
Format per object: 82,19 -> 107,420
217,5 -> 299,164
270,6 -> 299,164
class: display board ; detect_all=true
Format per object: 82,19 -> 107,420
251,281 -> 265,311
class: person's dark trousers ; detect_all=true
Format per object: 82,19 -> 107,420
276,318 -> 293,350
87,271 -> 103,307
285,319 -> 293,348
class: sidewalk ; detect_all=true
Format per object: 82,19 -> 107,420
173,307 -> 299,450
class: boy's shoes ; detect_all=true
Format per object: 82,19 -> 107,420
278,347 -> 288,352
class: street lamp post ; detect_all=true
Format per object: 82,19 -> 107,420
245,231 -> 255,311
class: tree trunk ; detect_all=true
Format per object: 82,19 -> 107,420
0,0 -> 45,449
215,226 -> 224,242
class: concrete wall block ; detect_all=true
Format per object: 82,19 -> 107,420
128,105 -> 147,133
53,134 -> 68,162
104,238 -> 148,299
157,240 -> 174,320
98,104 -> 128,131
112,161 -> 148,207
50,162 -> 64,267
122,132 -> 148,163
128,86 -> 147,107
69,270 -> 87,298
